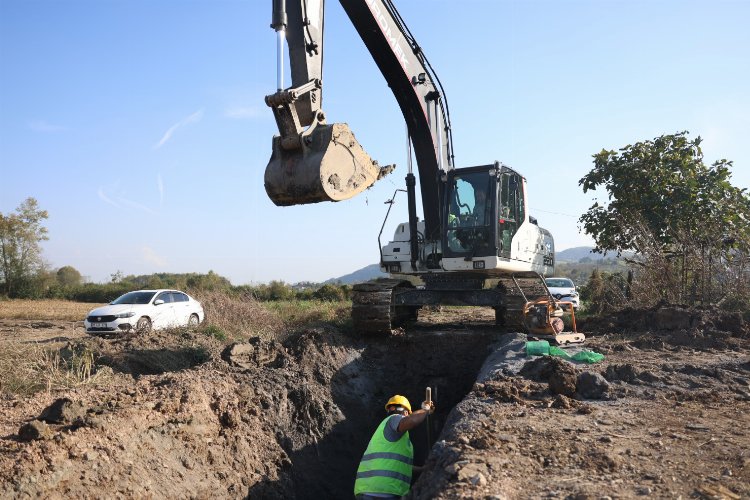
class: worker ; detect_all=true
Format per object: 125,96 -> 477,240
472,186 -> 489,224
354,394 -> 435,499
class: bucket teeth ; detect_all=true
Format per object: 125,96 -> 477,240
264,123 -> 394,206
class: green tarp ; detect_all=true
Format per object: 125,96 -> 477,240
526,340 -> 605,364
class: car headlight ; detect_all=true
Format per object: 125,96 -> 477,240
570,292 -> 579,297
115,312 -> 135,318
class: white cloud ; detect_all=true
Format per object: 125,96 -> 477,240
224,106 -> 262,119
142,246 -> 167,267
28,120 -> 67,132
154,109 -> 204,149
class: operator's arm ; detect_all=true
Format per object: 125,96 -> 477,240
396,409 -> 430,432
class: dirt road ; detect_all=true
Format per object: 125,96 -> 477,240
0,307 -> 747,499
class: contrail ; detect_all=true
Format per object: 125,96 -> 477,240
154,109 -> 204,149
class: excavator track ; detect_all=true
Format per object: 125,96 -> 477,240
351,279 -> 415,335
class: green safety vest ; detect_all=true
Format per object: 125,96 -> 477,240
354,415 -> 414,497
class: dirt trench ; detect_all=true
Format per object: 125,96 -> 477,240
249,327 -> 502,499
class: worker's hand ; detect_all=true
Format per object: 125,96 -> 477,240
421,400 -> 435,414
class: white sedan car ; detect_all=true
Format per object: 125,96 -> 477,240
545,277 -> 580,310
85,289 -> 205,335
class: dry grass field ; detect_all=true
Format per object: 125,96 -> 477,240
0,294 -> 351,398
0,300 -> 103,321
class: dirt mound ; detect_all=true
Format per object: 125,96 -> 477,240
520,356 -> 578,396
1,328 -> 354,498
91,328 -> 223,376
583,304 -> 747,336
409,330 -> 749,500
582,305 -> 748,353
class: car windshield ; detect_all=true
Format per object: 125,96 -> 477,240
111,291 -> 157,305
546,278 -> 574,288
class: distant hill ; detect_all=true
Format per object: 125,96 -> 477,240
554,246 -> 634,285
556,246 -> 633,263
325,264 -> 385,285
555,246 -> 604,262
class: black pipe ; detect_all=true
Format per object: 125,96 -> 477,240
406,173 -> 419,271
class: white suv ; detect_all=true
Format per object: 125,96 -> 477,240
544,277 -> 580,310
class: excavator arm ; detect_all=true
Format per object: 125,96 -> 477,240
267,0 -> 323,141
265,0 -> 453,239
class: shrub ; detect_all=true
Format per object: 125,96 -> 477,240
202,324 -> 228,342
68,282 -> 134,303
189,289 -> 284,340
0,341 -> 109,397
312,284 -> 346,302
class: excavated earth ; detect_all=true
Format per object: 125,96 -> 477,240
0,306 -> 748,499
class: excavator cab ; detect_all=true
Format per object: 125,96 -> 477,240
443,164 -> 526,262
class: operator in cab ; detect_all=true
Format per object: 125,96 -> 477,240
354,395 -> 435,499
472,186 -> 489,225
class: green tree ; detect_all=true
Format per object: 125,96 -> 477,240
0,198 -> 49,297
579,269 -> 627,315
580,269 -> 604,313
312,284 -> 346,302
267,280 -> 295,301
579,132 -> 750,306
56,266 -> 82,287
186,270 -> 232,291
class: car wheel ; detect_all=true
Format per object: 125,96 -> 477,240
188,314 -> 200,328
136,317 -> 152,334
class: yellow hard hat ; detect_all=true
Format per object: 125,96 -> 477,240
385,395 -> 411,413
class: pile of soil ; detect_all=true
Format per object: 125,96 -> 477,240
1,307 -> 748,499
410,321 -> 750,499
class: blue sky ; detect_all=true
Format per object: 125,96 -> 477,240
1,0 -> 748,284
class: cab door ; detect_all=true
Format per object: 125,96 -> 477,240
497,171 -> 523,260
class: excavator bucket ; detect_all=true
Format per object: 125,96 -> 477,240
264,123 -> 394,206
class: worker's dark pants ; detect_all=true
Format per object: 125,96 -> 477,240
355,494 -> 402,500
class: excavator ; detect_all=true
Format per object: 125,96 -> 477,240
264,0 -> 583,344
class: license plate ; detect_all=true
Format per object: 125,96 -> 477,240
91,322 -> 107,328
